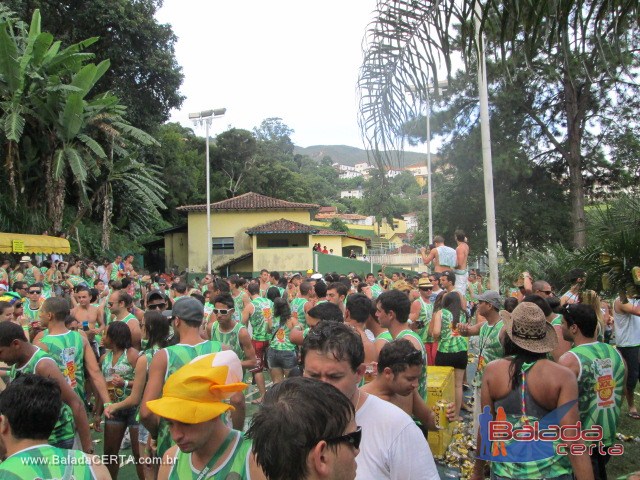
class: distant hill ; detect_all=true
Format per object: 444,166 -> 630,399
294,145 -> 431,168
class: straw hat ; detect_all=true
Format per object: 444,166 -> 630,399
499,301 -> 557,353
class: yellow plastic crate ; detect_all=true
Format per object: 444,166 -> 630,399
426,366 -> 455,457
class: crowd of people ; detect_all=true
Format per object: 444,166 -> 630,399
0,234 -> 637,480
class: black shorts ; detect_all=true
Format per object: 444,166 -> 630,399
617,345 -> 640,390
435,350 -> 468,370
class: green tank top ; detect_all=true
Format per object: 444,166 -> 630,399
67,274 -> 86,287
23,266 -> 37,286
375,331 -> 393,342
551,314 -> 563,326
569,342 -> 625,446
0,445 -> 95,479
395,329 -> 428,402
492,363 -> 572,479
110,262 -> 121,281
102,349 -> 135,402
370,283 -> 383,299
437,309 -> 468,354
415,298 -> 434,343
290,297 -> 308,328
24,304 -> 40,322
41,267 -> 53,297
9,349 -> 75,445
249,297 -> 273,341
211,322 -> 246,360
157,341 -> 223,458
40,330 -> 86,399
168,430 -> 252,479
269,319 -> 296,351
472,319 -> 504,387
117,312 -> 137,325
232,290 -> 245,322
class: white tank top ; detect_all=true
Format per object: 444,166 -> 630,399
613,297 -> 640,347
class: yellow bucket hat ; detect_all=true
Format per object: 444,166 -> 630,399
146,351 -> 247,424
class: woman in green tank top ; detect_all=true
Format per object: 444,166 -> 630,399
100,321 -> 141,480
105,310 -> 170,479
267,298 -> 299,384
430,291 -> 469,420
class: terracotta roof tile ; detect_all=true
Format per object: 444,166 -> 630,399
177,192 -> 319,212
246,219 -> 319,235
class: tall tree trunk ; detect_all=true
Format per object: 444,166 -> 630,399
50,176 -> 66,233
101,184 -> 112,251
4,141 -> 18,207
563,74 -> 588,249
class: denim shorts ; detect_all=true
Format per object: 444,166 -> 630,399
106,406 -> 139,427
267,349 -> 298,370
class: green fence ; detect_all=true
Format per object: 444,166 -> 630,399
314,253 -> 417,278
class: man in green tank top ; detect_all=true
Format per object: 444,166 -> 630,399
0,321 -> 93,453
409,278 -> 436,364
33,297 -> 111,407
141,297 -> 245,458
0,374 -> 110,479
376,290 -> 428,402
290,281 -> 315,328
147,352 -> 258,480
108,289 -> 142,350
242,282 -> 274,404
458,290 -> 504,438
558,303 -> 627,479
210,293 -> 257,370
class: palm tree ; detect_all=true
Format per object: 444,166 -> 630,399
358,0 -> 640,248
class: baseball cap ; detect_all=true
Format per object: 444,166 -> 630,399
19,256 -> 31,263
145,351 -> 247,424
162,296 -> 204,323
418,278 -> 433,288
310,273 -> 323,280
146,289 -> 165,304
476,290 -> 502,310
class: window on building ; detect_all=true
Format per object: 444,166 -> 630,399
212,237 -> 234,255
267,238 -> 289,248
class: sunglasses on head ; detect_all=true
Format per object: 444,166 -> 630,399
213,308 -> 232,315
323,426 -> 362,450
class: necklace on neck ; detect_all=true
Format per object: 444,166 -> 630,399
354,389 -> 362,410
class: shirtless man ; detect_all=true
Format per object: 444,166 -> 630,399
71,286 -> 104,353
420,236 -> 457,273
454,230 -> 469,296
361,339 -> 454,433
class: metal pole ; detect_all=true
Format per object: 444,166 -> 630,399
475,3 -> 499,290
425,89 -> 433,244
205,119 -> 212,275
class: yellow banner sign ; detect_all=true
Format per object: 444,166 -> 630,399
12,240 -> 25,253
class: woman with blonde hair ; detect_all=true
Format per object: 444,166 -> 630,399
580,289 -> 606,341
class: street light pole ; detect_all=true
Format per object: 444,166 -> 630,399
189,108 -> 227,274
407,81 -> 446,244
474,3 -> 499,290
425,87 -> 433,244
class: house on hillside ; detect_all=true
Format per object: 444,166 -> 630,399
340,188 -> 364,199
161,192 -> 367,276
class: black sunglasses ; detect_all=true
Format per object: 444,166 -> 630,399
213,308 -> 232,315
419,287 -> 433,291
147,303 -> 165,310
324,426 -> 362,450
29,290 -> 41,294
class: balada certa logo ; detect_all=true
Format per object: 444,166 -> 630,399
478,400 -> 624,461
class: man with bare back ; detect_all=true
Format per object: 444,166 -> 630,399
454,230 -> 470,296
420,235 -> 457,273
71,287 -> 104,355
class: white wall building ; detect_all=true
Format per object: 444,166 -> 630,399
340,189 -> 364,199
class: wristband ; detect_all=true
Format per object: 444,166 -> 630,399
124,380 -> 129,389
103,402 -> 113,409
